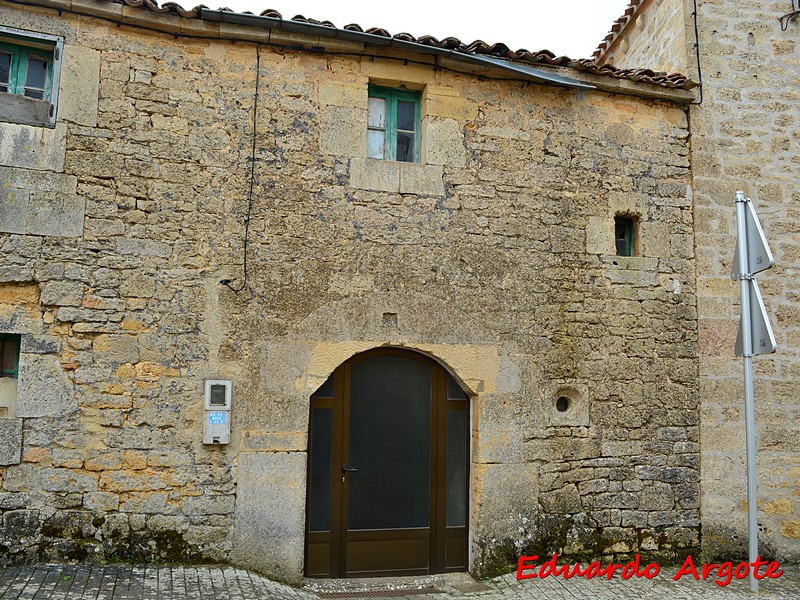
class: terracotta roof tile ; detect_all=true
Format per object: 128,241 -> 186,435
593,0 -> 643,60
91,0 -> 697,90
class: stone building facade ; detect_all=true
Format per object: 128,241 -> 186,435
596,0 -> 800,565
0,0 -> 703,582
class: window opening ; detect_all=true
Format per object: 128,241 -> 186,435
0,334 -> 20,379
614,216 -> 635,257
367,85 -> 420,162
0,26 -> 63,125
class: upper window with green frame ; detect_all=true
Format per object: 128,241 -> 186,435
0,334 -> 20,379
367,85 -> 420,163
0,26 -> 63,126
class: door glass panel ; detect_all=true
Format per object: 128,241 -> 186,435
308,408 -> 333,532
313,374 -> 334,398
447,372 -> 466,400
396,100 -> 415,131
396,132 -> 414,163
446,409 -> 467,527
348,355 -> 431,530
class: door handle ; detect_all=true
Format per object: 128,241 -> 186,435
341,465 -> 358,473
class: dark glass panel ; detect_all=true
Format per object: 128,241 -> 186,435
1,338 -> 18,375
446,409 -> 467,527
23,57 -> 47,99
348,355 -> 431,530
615,217 -> 633,256
396,100 -> 415,132
396,132 -> 415,163
447,372 -> 466,400
0,53 -> 10,89
313,374 -> 334,398
308,408 -> 333,532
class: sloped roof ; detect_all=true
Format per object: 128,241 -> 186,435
42,0 -> 697,90
593,0 -> 644,60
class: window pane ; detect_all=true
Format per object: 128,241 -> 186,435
446,409 -> 468,527
615,217 -> 633,256
368,97 -> 386,128
396,132 -> 415,162
308,408 -> 333,532
2,338 -> 19,376
347,355 -> 431,530
24,57 -> 48,99
367,130 -> 385,159
396,100 -> 415,132
0,53 -> 10,90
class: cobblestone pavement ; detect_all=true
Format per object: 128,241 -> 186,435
0,564 -> 796,600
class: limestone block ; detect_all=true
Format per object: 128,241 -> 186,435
58,44 -> 101,127
20,335 -> 61,355
318,81 -> 367,109
399,163 -> 444,196
93,334 -> 139,366
40,281 -> 84,307
586,216 -> 614,255
0,418 -> 22,465
423,117 -> 466,167
0,175 -> 84,237
231,452 -> 306,583
349,157 -> 399,192
423,87 -> 478,121
16,353 -> 77,418
116,238 -> 172,258
319,105 -> 366,156
0,378 -> 18,418
472,462 -> 538,542
0,122 -> 67,172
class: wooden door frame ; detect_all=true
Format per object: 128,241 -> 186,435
304,347 -> 469,578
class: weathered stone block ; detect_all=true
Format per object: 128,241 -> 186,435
0,418 -> 23,465
59,44 -> 101,127
231,452 -> 306,583
40,281 -> 84,307
349,157 -> 399,192
399,162 -> 444,196
0,123 -> 67,172
15,353 -> 76,418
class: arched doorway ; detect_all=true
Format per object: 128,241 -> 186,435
304,348 -> 470,578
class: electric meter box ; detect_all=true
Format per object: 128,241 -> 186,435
203,380 -> 232,445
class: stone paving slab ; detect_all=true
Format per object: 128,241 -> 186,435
0,564 -> 796,600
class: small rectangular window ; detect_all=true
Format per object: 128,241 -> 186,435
0,334 -> 21,379
367,85 -> 420,163
614,216 -> 635,257
0,26 -> 63,126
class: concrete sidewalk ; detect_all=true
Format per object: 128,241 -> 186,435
0,564 -> 797,600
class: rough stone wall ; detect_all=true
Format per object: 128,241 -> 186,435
602,0 -> 800,564
0,3 -> 698,580
599,0 -> 693,75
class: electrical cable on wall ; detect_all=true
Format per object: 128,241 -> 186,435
779,0 -> 800,31
690,0 -> 704,105
220,44 -> 260,293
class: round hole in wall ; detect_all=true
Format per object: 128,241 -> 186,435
555,396 -> 570,412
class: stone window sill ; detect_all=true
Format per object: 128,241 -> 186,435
0,92 -> 53,128
349,157 -> 444,196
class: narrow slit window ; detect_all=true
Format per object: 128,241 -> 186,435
614,216 -> 635,257
367,85 -> 420,163
0,334 -> 20,379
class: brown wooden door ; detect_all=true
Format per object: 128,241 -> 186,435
305,348 -> 469,578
